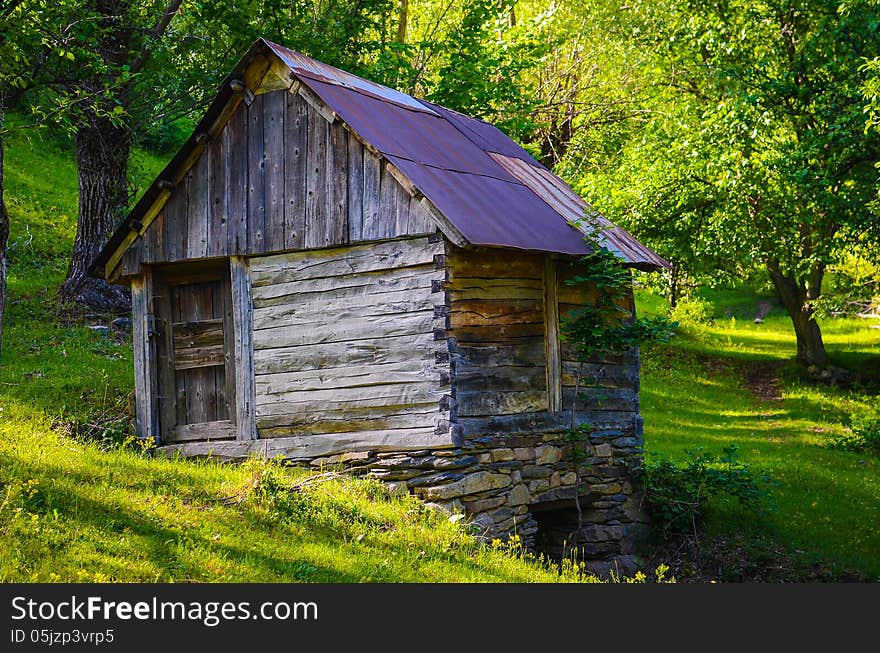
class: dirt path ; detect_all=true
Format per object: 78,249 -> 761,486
743,360 -> 784,402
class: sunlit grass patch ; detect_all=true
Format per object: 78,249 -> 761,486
637,288 -> 880,578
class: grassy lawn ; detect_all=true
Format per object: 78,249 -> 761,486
637,287 -> 880,579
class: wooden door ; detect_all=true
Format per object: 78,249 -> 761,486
154,263 -> 236,442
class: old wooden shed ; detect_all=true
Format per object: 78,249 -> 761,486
93,39 -> 667,566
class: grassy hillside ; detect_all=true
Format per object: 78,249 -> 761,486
1,118 -> 878,582
637,288 -> 880,579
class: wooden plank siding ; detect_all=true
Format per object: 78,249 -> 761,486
555,259 -> 640,415
445,247 -> 548,419
445,247 -> 642,436
249,236 -> 453,443
121,90 -> 437,276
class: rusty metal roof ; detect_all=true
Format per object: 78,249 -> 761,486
93,39 -> 667,277
264,40 -> 668,269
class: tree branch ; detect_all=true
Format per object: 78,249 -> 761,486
128,0 -> 183,76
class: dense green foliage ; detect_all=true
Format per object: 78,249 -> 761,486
641,446 -> 775,537
560,240 -> 676,360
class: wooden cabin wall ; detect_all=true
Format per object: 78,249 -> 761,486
247,235 -> 454,451
118,90 -> 434,277
445,248 -> 549,420
556,260 -> 640,420
445,249 -> 641,438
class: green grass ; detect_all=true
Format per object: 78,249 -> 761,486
637,289 -> 880,578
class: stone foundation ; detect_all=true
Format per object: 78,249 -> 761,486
302,422 -> 649,570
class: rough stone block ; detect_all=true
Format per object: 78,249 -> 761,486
420,471 -> 511,500
507,484 -> 532,506
522,464 -> 553,479
491,448 -> 516,462
594,443 -> 613,458
535,445 -> 562,465
463,496 -> 507,513
528,479 -> 550,494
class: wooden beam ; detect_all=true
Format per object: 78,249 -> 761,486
385,160 -> 418,197
543,257 -> 562,413
230,256 -> 257,440
131,271 -> 159,439
419,198 -> 468,248
297,83 -> 337,124
159,427 -> 456,461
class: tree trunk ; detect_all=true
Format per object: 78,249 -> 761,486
397,0 -> 408,43
767,261 -> 828,367
669,262 -> 680,309
58,115 -> 131,312
0,98 -> 8,354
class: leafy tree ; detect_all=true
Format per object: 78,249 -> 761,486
0,0 -> 104,350
425,0 -> 548,141
52,0 -> 184,312
581,0 -> 880,367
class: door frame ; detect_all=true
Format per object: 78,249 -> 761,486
151,259 -> 237,443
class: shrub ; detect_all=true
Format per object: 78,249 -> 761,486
669,296 -> 715,325
640,446 -> 775,537
825,413 -> 880,456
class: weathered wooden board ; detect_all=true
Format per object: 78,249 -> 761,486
230,256 -> 257,440
450,340 -> 546,367
256,360 -> 448,395
561,361 -> 640,389
455,410 -> 639,438
456,390 -> 549,417
207,125 -> 228,257
254,311 -> 440,349
347,136 -> 364,241
252,332 -> 442,375
259,412 -> 443,438
186,155 -> 209,259
252,266 -> 439,306
452,364 -> 546,392
284,91 -> 308,250
362,150 -> 381,239
449,301 -> 545,328
250,236 -> 442,286
447,247 -> 544,279
255,403 -> 440,432
247,93 -> 266,254
561,387 -> 639,413
168,420 -> 236,442
252,288 -> 436,327
131,274 -> 158,438
544,258 -> 562,412
305,112 -> 328,248
327,121 -> 349,245
448,323 -> 546,341
263,89 -> 286,252
160,428 -> 457,462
